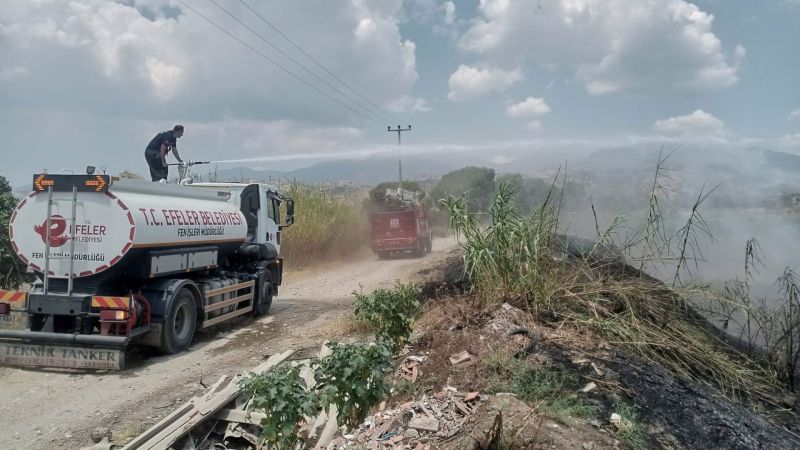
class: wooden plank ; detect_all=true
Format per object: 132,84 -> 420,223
205,280 -> 254,297
199,376 -> 230,403
203,292 -> 253,313
202,305 -> 253,328
120,400 -> 198,450
123,350 -> 293,450
213,408 -> 267,425
248,349 -> 295,375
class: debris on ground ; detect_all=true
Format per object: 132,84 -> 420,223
326,387 -> 484,449
80,437 -> 117,450
448,351 -> 473,366
483,303 -> 528,337
396,355 -> 428,383
120,350 -> 295,450
609,413 -> 631,432
581,382 -> 597,393
90,427 -> 113,444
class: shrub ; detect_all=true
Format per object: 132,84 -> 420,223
441,181 -> 561,310
445,176 -> 786,404
240,365 -> 320,449
313,342 -> 393,428
354,282 -> 421,352
0,176 -> 28,289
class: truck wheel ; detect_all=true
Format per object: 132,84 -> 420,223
254,278 -> 273,316
414,242 -> 426,257
377,251 -> 390,260
159,288 -> 197,355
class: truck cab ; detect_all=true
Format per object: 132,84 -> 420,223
190,182 -> 294,256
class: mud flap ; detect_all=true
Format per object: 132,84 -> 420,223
0,341 -> 124,370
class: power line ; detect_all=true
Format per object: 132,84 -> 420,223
175,0 -> 376,122
236,0 -> 402,123
204,0 -> 387,123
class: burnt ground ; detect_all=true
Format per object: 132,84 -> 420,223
400,302 -> 800,449
400,251 -> 800,450
607,354 -> 800,449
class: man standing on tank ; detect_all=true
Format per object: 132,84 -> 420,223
144,125 -> 185,182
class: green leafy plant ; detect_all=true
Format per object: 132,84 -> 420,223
314,342 -> 393,428
354,283 -> 421,352
441,181 -> 562,311
240,365 -> 320,449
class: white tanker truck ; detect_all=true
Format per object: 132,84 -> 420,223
0,168 -> 294,369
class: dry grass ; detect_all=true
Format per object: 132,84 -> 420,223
280,182 -> 368,266
567,268 -> 783,402
441,177 -> 790,405
337,312 -> 376,336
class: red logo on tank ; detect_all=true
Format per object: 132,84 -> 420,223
34,215 -> 70,247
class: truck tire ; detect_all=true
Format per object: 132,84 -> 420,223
159,288 -> 198,355
414,241 -> 426,257
254,277 -> 273,316
377,251 -> 390,260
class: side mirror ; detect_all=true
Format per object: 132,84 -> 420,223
281,198 -> 295,229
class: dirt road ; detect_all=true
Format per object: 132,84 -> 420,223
0,239 -> 456,449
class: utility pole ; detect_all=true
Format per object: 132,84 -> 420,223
388,125 -> 411,145
388,125 -> 411,198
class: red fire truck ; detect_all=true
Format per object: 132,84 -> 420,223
370,188 -> 432,259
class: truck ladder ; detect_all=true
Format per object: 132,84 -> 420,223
42,186 -> 79,295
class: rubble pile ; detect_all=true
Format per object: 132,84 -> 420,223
396,355 -> 428,383
325,387 -> 483,450
483,303 -> 527,336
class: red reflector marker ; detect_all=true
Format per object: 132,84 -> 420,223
99,310 -> 129,321
0,303 -> 9,315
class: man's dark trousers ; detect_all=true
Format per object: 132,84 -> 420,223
144,148 -> 168,181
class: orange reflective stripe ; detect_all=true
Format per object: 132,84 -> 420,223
0,290 -> 26,304
91,296 -> 130,309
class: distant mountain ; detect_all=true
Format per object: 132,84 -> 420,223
211,156 -> 460,185
577,145 -> 800,181
761,148 -> 800,173
210,166 -> 286,182
202,145 -> 800,192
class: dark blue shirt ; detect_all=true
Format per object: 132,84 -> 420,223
146,130 -> 177,153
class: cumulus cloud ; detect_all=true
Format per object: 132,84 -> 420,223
458,0 -> 744,95
447,65 -> 523,101
0,0 -> 419,121
654,109 -> 726,136
0,0 -> 424,187
387,95 -> 432,113
506,97 -> 550,118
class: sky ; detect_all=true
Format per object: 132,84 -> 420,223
1,0 -> 800,188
